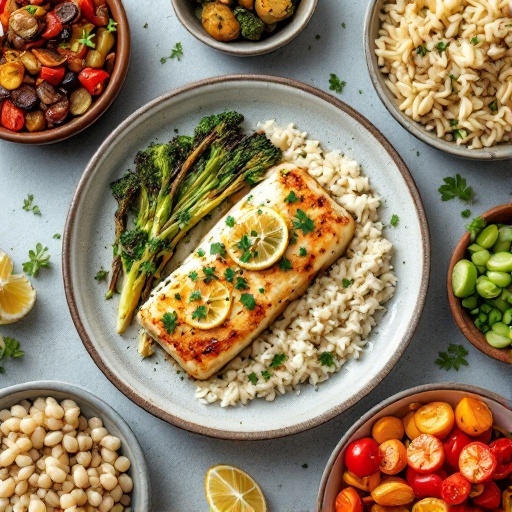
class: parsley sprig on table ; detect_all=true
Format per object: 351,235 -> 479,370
0,337 -> 24,374
329,74 -> 346,94
438,174 -> 475,203
435,344 -> 469,371
161,42 -> 183,63
23,194 -> 41,216
22,244 -> 50,277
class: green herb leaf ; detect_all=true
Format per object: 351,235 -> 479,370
289,230 -> 298,245
319,351 -> 335,366
470,36 -> 479,45
210,242 -> 226,258
248,372 -> 258,385
188,271 -> 198,281
453,128 -> 468,140
25,6 -> 37,14
278,258 -> 293,271
192,305 -> 207,320
240,293 -> 256,311
161,42 -> 183,63
189,290 -> 202,302
94,269 -> 108,282
284,191 -> 299,204
261,370 -> 271,381
435,344 -> 469,371
203,266 -> 218,283
107,18 -> 118,32
449,119 -> 459,127
162,311 -> 178,334
0,337 -> 24,374
489,100 -> 498,113
22,243 -> 50,277
197,248 -> 205,257
224,268 -> 235,283
435,41 -> 449,54
52,233 -> 61,240
174,293 -> 182,301
78,29 -> 95,48
234,277 -> 249,290
22,194 -> 41,215
293,209 -> 315,235
438,174 -> 475,203
269,353 -> 286,368
329,73 -> 346,94
342,278 -> 353,288
449,74 -> 458,93
258,287 -> 264,293
390,214 -> 399,227
225,216 -> 236,227
461,209 -> 471,219
466,216 -> 487,242
299,247 -> 307,257
416,44 -> 429,57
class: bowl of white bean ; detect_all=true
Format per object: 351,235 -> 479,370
0,381 -> 150,511
365,0 -> 512,160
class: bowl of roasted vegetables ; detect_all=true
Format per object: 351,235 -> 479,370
448,204 -> 512,365
318,383 -> 512,512
0,0 -> 130,144
171,0 -> 318,56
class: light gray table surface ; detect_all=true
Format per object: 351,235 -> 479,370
0,1 -> 511,511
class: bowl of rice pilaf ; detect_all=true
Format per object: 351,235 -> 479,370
365,0 -> 512,160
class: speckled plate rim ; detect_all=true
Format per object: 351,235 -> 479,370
317,382 -> 512,511
364,0 -> 512,161
0,380 -> 151,510
63,74 -> 430,440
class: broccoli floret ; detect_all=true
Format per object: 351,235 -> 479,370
110,171 -> 139,202
193,111 -> 244,144
233,7 -> 265,41
119,228 -> 148,272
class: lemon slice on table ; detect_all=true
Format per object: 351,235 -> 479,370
205,464 -> 267,512
225,207 -> 288,271
0,249 -> 36,324
184,280 -> 232,330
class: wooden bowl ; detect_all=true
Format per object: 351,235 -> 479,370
0,0 -> 130,145
447,203 -> 512,364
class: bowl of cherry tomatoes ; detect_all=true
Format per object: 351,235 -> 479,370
317,383 -> 512,512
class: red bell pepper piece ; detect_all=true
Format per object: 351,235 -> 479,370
40,66 -> 66,86
1,100 -> 25,132
78,0 -> 108,26
0,0 -> 8,14
42,11 -> 63,39
78,67 -> 109,95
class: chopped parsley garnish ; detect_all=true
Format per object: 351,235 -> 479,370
237,235 -> 252,252
188,271 -> 198,281
196,248 -> 205,257
470,36 -> 479,45
449,119 -> 459,127
319,351 -> 335,367
293,209 -> 315,235
461,209 -> 471,219
435,343 -> 469,371
52,233 -> 61,240
22,243 -> 50,277
107,18 -> 118,32
192,305 -> 207,320
174,293 -> 182,301
25,6 -> 37,14
225,216 -> 236,227
289,231 -> 298,245
416,45 -> 429,57
438,174 -> 475,203
210,242 -> 226,258
250,230 -> 258,237
342,278 -> 353,288
224,268 -> 236,283
143,22 -> 148,28
329,73 -> 346,94
341,22 -> 346,28
188,290 -> 202,302
269,353 -> 286,368
203,267 -> 218,283
435,41 -> 449,54
94,269 -> 108,282
234,277 -> 249,290
240,293 -> 256,310
248,372 -> 258,385
161,42 -> 183,63
278,258 -> 293,271
258,287 -> 264,293
78,29 -> 95,48
299,247 -> 307,257
284,191 -> 299,204
489,100 -> 498,113
23,194 -> 41,215
453,128 -> 468,140
449,74 -> 458,93
261,370 -> 271,381
162,311 -> 178,334
0,337 -> 24,374
390,214 -> 399,227
466,216 -> 486,242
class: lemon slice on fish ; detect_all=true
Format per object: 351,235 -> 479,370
0,249 -> 36,325
184,280 -> 232,330
225,207 -> 288,271
205,464 -> 267,512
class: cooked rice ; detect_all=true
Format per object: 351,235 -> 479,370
375,0 -> 512,149
194,121 -> 397,407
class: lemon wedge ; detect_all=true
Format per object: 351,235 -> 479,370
184,280 -> 232,330
225,207 -> 288,271
205,464 -> 267,512
0,250 -> 36,325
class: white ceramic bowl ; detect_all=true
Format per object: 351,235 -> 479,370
0,381 -> 151,510
171,0 -> 318,56
317,383 -> 512,511
364,0 -> 512,160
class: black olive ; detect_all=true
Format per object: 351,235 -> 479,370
45,96 -> 69,125
36,81 -> 62,105
0,86 -> 10,100
11,84 -> 38,110
59,26 -> 72,42
60,71 -> 79,92
54,2 -> 79,24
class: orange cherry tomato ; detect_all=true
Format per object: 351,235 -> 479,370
458,442 -> 497,483
335,486 -> 364,512
372,416 -> 405,444
412,497 -> 450,512
379,439 -> 408,475
414,402 -> 455,440
407,434 -> 445,474
440,472 -> 471,505
455,398 -> 493,437
403,411 -> 422,440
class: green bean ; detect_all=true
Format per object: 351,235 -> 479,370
486,271 -> 512,288
476,224 -> 499,249
471,249 -> 490,267
485,330 -> 512,348
501,288 -> 512,304
488,308 -> 502,325
492,295 -> 510,313
492,240 -> 511,253
470,307 -> 480,316
461,295 -> 478,310
476,276 -> 501,299
480,303 -> 492,313
503,308 -> 512,325
486,252 -> 512,272
467,243 -> 485,255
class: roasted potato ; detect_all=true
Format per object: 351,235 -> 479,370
238,0 -> 255,9
254,0 -> 294,24
202,2 -> 240,41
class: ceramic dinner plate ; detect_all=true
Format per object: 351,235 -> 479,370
63,75 -> 430,439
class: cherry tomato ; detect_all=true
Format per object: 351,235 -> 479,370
443,427 -> 472,469
414,402 -> 455,440
40,67 -> 66,86
345,438 -> 382,478
474,428 -> 493,445
472,480 -> 501,509
488,438 -> 512,479
1,100 -> 25,131
406,467 -> 443,499
379,439 -> 408,475
458,442 -> 497,483
440,472 -> 471,505
42,11 -> 63,39
407,434 -> 445,474
411,497 -> 450,512
335,486 -> 363,512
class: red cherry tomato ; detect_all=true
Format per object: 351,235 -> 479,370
459,442 -> 497,483
440,472 -> 471,505
406,466 -> 443,499
42,11 -> 63,39
407,434 -> 445,474
474,428 -> 493,445
335,487 -> 363,512
489,438 -> 512,479
472,480 -> 501,509
444,427 -> 472,469
1,100 -> 25,132
344,438 -> 382,478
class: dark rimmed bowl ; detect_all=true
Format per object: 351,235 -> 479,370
171,0 -> 318,57
0,0 -> 130,145
448,203 -> 512,365
0,380 -> 151,510
317,383 -> 512,511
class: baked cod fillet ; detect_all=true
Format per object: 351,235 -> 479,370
137,167 -> 355,379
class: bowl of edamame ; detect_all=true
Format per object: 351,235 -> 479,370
448,203 -> 512,365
